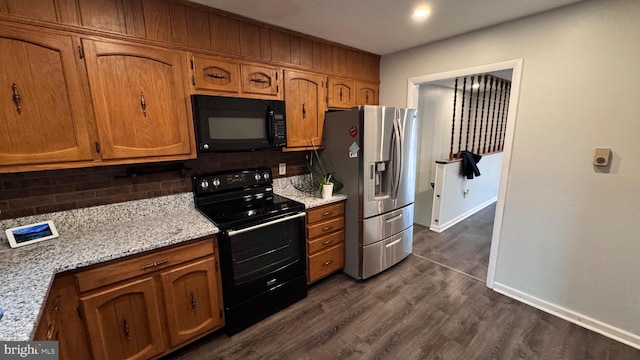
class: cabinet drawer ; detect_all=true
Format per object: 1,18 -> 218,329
307,217 -> 344,239
76,238 -> 214,293
308,230 -> 344,255
308,243 -> 344,283
307,202 -> 345,224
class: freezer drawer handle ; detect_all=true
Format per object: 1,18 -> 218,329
385,238 -> 402,248
385,214 -> 403,223
227,212 -> 306,236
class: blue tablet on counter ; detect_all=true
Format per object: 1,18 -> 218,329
5,220 -> 59,248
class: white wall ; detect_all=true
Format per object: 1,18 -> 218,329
380,0 -> 640,347
414,84 -> 454,226
430,153 -> 502,232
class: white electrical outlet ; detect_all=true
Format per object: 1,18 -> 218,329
279,163 -> 286,175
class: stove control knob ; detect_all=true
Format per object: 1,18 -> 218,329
254,173 -> 262,181
263,172 -> 270,180
212,178 -> 220,187
200,180 -> 209,190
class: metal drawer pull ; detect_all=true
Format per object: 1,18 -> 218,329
227,212 -> 305,236
322,211 -> 332,216
12,83 -> 22,114
46,324 -> 54,339
51,296 -> 60,312
140,260 -> 168,271
123,319 -> 130,340
385,238 -> 402,248
140,92 -> 147,116
322,226 -> 332,231
322,239 -> 333,245
385,214 -> 403,223
323,260 -> 334,266
191,292 -> 196,311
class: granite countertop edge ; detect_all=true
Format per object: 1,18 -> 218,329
0,183 -> 347,341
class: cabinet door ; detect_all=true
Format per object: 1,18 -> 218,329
241,63 -> 281,99
0,26 -> 93,167
33,274 -> 92,360
327,77 -> 355,109
81,277 -> 165,360
356,81 -> 379,105
83,39 -> 193,160
283,70 -> 326,148
191,54 -> 239,94
160,257 -> 223,347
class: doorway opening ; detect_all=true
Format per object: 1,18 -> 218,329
406,59 -> 524,287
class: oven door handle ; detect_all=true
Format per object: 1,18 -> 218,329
226,212 -> 306,236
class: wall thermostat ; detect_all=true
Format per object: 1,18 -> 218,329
593,147 -> 611,167
5,220 -> 59,248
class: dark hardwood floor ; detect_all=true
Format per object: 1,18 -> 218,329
168,204 -> 640,360
413,203 -> 495,281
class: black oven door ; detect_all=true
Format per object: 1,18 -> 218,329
218,212 -> 307,307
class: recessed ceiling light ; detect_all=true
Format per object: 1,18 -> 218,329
412,7 -> 431,20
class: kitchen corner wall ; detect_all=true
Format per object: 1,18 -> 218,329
0,150 -> 307,220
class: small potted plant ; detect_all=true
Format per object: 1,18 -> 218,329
308,149 -> 342,199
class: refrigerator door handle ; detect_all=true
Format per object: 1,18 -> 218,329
391,108 -> 403,199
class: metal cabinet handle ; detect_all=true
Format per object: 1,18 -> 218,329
51,296 -> 60,312
365,90 -> 370,104
322,226 -> 332,232
191,292 -> 196,311
385,214 -> 403,223
206,73 -> 226,79
339,87 -> 343,101
12,83 -> 22,114
322,211 -> 332,217
302,103 -> 306,118
140,259 -> 168,271
123,319 -> 130,340
322,239 -> 333,246
140,92 -> 147,116
323,260 -> 334,266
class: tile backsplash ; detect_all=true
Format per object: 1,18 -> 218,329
0,149 -> 308,220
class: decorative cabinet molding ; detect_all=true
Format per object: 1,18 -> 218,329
328,77 -> 356,109
0,26 -> 93,167
83,39 -> 194,161
283,69 -> 327,149
306,201 -> 345,284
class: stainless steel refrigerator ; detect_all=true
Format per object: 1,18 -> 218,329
321,105 -> 417,280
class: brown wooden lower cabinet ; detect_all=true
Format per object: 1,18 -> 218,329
306,201 -> 346,284
33,236 -> 224,360
33,273 -> 93,359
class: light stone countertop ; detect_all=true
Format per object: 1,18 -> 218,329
0,179 -> 347,341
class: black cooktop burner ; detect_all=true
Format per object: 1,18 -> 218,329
193,169 -> 305,230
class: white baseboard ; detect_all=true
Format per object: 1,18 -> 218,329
429,197 -> 496,233
493,282 -> 640,350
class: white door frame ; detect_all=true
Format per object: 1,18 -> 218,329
406,59 -> 524,288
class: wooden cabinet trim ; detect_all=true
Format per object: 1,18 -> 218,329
306,202 -> 345,224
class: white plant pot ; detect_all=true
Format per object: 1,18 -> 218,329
321,183 -> 334,199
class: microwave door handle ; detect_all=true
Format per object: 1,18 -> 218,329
267,106 -> 275,145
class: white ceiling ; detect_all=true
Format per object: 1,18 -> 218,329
189,0 -> 583,55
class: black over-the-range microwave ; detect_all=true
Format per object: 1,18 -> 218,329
191,95 -> 287,152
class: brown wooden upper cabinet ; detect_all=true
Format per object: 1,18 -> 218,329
0,25 -> 93,167
283,70 -> 327,149
327,77 -> 355,109
191,53 -> 281,100
356,80 -> 380,106
83,39 -> 194,160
